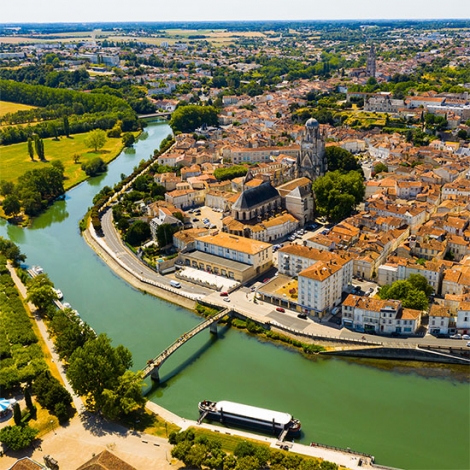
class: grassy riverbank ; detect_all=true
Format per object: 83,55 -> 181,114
0,130 -> 139,189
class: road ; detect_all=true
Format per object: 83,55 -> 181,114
101,210 -> 211,297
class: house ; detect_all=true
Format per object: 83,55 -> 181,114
76,450 -> 137,470
428,304 -> 457,336
149,207 -> 184,242
456,301 -> 470,334
341,295 -> 421,334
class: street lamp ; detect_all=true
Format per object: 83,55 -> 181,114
50,419 -> 56,435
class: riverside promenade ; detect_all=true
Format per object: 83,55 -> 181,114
81,224 -> 404,470
4,264 -> 386,470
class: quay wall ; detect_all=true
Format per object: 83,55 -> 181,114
322,347 -> 470,365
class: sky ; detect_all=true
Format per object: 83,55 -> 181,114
2,0 -> 470,24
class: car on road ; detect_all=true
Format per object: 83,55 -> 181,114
223,297 -> 230,302
220,292 -> 228,297
276,307 -> 285,313
297,313 -> 308,319
466,341 -> 470,347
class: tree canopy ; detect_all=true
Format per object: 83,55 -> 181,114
313,170 -> 365,222
85,129 -> 107,152
325,146 -> 362,173
66,333 -> 145,418
378,274 -> 432,310
170,105 -> 218,133
26,273 -> 57,312
0,425 -> 38,451
81,157 -> 107,177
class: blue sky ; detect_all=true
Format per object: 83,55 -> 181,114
3,0 -> 470,23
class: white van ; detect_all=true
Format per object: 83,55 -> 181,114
170,280 -> 181,288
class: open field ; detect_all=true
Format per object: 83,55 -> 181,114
0,28 -> 265,46
0,100 -> 37,117
0,131 -> 138,189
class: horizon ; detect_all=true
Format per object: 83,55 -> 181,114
2,0 -> 469,24
1,18 -> 470,26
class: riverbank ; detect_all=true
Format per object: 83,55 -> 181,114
82,226 -> 197,311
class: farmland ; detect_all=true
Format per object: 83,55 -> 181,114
0,100 -> 36,117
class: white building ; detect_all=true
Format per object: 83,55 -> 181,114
342,295 -> 421,334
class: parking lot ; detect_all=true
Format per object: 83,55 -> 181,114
188,206 -> 225,230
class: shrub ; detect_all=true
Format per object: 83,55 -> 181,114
0,425 -> 38,451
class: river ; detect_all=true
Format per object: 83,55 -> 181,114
1,121 -> 468,470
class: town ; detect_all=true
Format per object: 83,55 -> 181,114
0,18 -> 470,470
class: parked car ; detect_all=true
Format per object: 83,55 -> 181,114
192,218 -> 199,222
450,334 -> 462,339
276,307 -> 285,313
220,292 -> 228,297
462,334 -> 470,340
390,332 -> 400,337
297,313 -> 307,319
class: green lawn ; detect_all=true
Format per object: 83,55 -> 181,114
0,100 -> 36,117
0,131 -> 136,190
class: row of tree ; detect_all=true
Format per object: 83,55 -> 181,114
170,429 -> 338,470
0,110 -> 139,145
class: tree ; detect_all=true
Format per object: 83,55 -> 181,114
122,132 -> 135,147
101,370 -> 146,420
378,277 -> 430,311
408,274 -> 434,296
313,171 -> 365,222
27,137 -> 35,161
63,115 -> 70,137
13,403 -> 21,426
0,425 -> 38,451
81,157 -> 107,177
373,162 -> 388,175
66,334 -> 135,414
24,388 -> 35,415
325,146 -> 362,173
156,223 -> 178,249
170,105 -> 218,133
0,180 -> 14,196
26,273 -> 57,312
125,220 -> 151,246
34,135 -> 45,161
2,194 -> 21,218
85,129 -> 107,152
0,237 -> 26,266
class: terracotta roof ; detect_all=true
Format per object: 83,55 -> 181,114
76,450 -> 137,470
8,458 -> 45,470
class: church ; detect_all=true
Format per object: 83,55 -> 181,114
297,118 -> 327,181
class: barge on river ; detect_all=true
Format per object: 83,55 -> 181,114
198,400 -> 301,437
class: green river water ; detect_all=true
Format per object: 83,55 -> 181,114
1,122 -> 468,470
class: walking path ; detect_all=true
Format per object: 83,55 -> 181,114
3,264 -> 179,470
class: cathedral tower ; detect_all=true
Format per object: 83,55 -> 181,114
298,118 -> 327,181
366,44 -> 376,78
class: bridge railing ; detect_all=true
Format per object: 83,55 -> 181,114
142,309 -> 231,377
